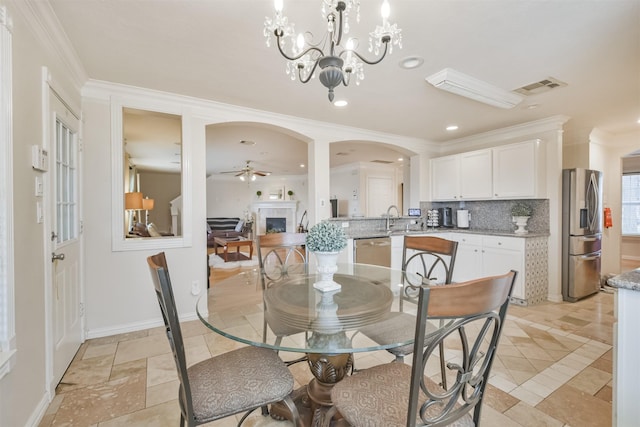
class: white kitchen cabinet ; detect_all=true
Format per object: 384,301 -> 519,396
460,149 -> 493,199
450,233 -> 483,282
449,233 -> 527,302
431,155 -> 460,201
492,140 -> 544,198
481,236 -> 525,300
431,139 -> 545,201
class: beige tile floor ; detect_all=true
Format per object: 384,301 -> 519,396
39,264 -> 619,427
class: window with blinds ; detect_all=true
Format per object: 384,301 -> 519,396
622,173 -> 640,235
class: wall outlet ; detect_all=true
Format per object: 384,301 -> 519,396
191,280 -> 200,296
341,222 -> 349,228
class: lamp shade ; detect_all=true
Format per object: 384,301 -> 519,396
142,198 -> 155,211
125,192 -> 143,210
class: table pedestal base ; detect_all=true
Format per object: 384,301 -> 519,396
270,352 -> 353,426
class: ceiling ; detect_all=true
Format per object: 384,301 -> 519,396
49,0 -> 640,175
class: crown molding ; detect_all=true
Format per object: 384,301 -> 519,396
12,0 -> 87,90
440,115 -> 571,154
82,79 -> 436,155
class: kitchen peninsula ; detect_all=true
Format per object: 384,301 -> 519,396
328,201 -> 549,307
607,269 -> 640,427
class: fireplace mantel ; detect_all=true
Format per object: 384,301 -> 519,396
253,200 -> 298,235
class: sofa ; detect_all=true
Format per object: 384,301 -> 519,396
206,217 -> 249,247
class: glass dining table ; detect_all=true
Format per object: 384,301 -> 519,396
196,262 -> 425,426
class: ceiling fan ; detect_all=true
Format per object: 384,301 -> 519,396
220,160 -> 271,181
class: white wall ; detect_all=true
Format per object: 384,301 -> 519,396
589,129 -> 640,275
206,174 -> 309,226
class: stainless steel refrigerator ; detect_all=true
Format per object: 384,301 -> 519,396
562,168 -> 603,302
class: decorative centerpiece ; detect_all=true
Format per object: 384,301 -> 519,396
256,190 -> 262,200
306,221 -> 347,292
287,190 -> 294,200
511,202 -> 532,234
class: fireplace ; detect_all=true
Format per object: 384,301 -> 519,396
253,200 -> 298,235
266,217 -> 287,233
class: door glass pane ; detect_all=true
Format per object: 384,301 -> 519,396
55,119 -> 78,244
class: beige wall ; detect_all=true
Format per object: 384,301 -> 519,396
140,171 -> 180,233
1,1 -> 83,425
589,129 -> 640,275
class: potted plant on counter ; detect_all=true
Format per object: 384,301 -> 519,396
306,221 -> 347,292
256,190 -> 262,200
511,202 -> 532,234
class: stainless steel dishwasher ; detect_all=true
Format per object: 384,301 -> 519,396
354,237 -> 391,267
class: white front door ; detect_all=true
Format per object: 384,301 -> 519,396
48,90 -> 82,388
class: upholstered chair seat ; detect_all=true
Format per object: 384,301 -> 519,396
187,346 -> 294,422
331,362 -> 474,427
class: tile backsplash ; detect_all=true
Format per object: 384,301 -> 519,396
421,199 -> 549,234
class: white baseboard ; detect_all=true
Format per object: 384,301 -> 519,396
547,292 -> 563,303
86,311 -> 200,340
26,393 -> 51,427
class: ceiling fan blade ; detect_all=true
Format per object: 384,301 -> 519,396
253,171 -> 271,176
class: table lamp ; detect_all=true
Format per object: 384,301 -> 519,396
142,197 -> 155,225
125,191 -> 143,231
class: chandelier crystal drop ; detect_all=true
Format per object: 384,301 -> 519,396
264,0 -> 402,101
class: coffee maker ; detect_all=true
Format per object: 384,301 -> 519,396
437,207 -> 453,227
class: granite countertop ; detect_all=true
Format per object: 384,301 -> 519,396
346,228 -> 549,239
607,269 -> 640,292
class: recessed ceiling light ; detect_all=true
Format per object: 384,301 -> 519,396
637,118 -> 640,124
397,157 -> 404,161
446,125 -> 459,131
526,103 -> 540,110
399,56 -> 424,70
334,100 -> 348,107
299,163 -> 305,168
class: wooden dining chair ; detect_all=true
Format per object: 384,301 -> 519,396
359,235 -> 458,387
257,233 -> 309,365
324,270 -> 517,427
147,252 -> 302,427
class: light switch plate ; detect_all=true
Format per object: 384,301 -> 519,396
35,176 -> 43,197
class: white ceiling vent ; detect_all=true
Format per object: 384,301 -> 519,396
515,77 -> 567,95
371,159 -> 394,164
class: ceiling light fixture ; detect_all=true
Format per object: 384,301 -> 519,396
446,125 -> 459,131
264,0 -> 402,102
334,99 -> 348,107
426,68 -> 524,109
399,55 -> 423,69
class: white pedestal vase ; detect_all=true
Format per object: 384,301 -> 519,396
513,216 -> 530,234
313,251 -> 341,292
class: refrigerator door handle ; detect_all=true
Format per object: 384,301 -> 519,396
579,254 -> 600,261
580,237 -> 598,242
587,172 -> 599,232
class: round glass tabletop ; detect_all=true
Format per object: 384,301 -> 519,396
197,263 -> 425,354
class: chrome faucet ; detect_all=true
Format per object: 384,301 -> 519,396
385,205 -> 400,231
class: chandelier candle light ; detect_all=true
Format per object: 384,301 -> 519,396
264,0 -> 402,101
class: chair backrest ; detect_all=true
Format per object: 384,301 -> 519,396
402,235 -> 458,287
257,233 -> 309,286
407,270 -> 517,427
147,252 -> 195,424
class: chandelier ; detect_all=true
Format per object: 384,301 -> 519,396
264,0 -> 402,102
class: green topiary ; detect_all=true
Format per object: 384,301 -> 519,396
305,221 -> 347,252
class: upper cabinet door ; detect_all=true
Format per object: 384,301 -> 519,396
431,155 -> 460,201
460,149 -> 492,199
493,140 -> 539,198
